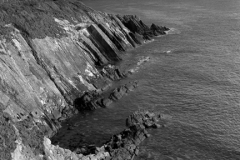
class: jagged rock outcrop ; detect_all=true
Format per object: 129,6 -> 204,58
46,111 -> 164,160
118,15 -> 169,42
0,0 -> 169,159
74,81 -> 138,110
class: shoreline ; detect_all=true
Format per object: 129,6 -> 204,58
0,0 -> 169,159
49,31 -> 169,160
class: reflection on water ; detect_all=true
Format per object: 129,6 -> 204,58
77,0 -> 240,159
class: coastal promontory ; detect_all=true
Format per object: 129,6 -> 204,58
0,0 -> 169,159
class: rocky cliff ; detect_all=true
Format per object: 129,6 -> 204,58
0,0 -> 169,159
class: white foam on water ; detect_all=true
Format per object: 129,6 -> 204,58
166,50 -> 171,54
137,56 -> 150,66
165,28 -> 181,35
128,56 -> 151,73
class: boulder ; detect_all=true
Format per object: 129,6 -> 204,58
101,98 -> 113,108
110,86 -> 127,101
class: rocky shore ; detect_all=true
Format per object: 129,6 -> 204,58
46,111 -> 164,160
0,0 -> 169,159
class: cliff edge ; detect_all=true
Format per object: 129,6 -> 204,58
0,0 -> 168,159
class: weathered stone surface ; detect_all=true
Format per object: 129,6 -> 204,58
117,15 -> 169,43
101,98 -> 113,108
110,86 -> 127,101
74,81 -> 138,110
108,14 -> 137,48
87,24 -> 121,62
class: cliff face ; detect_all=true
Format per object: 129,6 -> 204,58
0,0 -> 168,159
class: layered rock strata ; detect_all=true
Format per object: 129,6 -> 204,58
0,0 -> 169,159
74,80 -> 138,110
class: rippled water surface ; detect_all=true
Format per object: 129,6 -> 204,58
73,0 -> 240,159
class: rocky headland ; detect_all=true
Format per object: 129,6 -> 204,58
0,0 -> 169,159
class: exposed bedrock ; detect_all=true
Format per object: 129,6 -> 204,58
117,15 -> 169,42
0,0 -> 169,159
74,81 -> 138,110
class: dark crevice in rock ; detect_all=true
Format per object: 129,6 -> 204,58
84,12 -> 128,52
88,36 -> 115,63
87,24 -> 122,62
81,41 -> 106,66
129,32 -> 143,45
97,23 -> 126,52
109,14 -> 138,48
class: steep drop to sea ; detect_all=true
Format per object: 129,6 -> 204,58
0,0 -> 170,159
72,0 -> 240,159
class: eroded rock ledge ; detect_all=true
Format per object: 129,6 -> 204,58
0,0 -> 169,159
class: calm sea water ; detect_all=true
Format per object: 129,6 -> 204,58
69,0 -> 240,159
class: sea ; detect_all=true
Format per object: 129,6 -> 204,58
60,0 -> 240,159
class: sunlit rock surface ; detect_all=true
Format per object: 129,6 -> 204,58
0,0 -> 168,159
